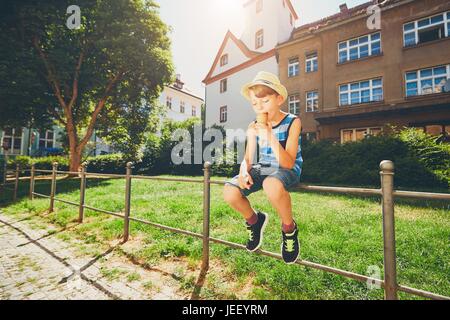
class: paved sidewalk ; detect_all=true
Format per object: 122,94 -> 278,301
0,213 -> 188,300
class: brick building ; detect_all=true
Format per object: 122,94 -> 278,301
277,0 -> 450,143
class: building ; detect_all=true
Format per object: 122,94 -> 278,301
277,0 -> 450,143
0,74 -> 203,158
161,74 -> 203,123
0,127 -> 65,158
203,0 -> 298,131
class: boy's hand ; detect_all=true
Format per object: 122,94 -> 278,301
238,170 -> 253,190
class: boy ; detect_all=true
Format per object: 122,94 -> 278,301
223,71 -> 303,264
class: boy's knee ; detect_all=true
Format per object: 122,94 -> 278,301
223,185 -> 243,203
262,177 -> 286,198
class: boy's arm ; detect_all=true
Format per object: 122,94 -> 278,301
269,117 -> 301,169
243,122 -> 257,171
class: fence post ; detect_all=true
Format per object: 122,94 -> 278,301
13,163 -> 20,201
29,164 -> 35,200
123,162 -> 132,243
201,161 -> 211,272
78,163 -> 87,223
49,162 -> 58,213
380,160 -> 398,300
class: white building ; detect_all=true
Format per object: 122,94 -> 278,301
159,74 -> 204,123
203,0 -> 298,131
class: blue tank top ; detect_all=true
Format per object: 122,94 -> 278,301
255,112 -> 303,176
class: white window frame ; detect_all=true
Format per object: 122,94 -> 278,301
288,94 -> 300,115
220,54 -> 228,67
192,106 -> 196,117
166,96 -> 172,109
39,130 -> 55,149
339,78 -> 383,106
288,57 -> 299,77
220,78 -> 227,93
338,32 -> 382,64
306,53 -> 318,73
306,91 -> 319,112
220,106 -> 227,123
256,29 -> 264,49
405,64 -> 450,97
340,127 -> 383,144
1,128 -> 23,155
403,11 -> 450,47
180,101 -> 185,113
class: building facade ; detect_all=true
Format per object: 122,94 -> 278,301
277,0 -> 450,143
161,74 -> 203,123
203,0 -> 298,131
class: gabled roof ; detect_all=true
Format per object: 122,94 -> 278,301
202,30 -> 260,84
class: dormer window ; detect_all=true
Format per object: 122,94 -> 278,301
255,29 -> 264,49
256,0 -> 263,13
220,54 -> 228,67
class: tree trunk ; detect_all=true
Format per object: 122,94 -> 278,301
69,148 -> 82,175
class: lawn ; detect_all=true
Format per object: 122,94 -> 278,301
1,174 -> 449,300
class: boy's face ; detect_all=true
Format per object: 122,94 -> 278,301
249,90 -> 284,115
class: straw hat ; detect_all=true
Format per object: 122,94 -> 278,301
241,71 -> 288,103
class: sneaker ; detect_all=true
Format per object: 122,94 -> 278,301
245,211 -> 269,252
281,222 -> 300,264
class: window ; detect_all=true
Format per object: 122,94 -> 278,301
256,0 -> 263,13
220,78 -> 227,93
403,11 -> 450,47
1,128 -> 22,154
306,53 -> 318,73
288,94 -> 300,115
255,29 -> 264,49
405,64 -> 450,97
302,132 -> 317,142
341,127 -> 382,143
180,101 -> 185,113
220,106 -> 227,123
220,54 -> 228,67
39,130 -> 54,149
338,32 -> 381,63
288,57 -> 299,77
192,106 -> 196,117
306,91 -> 319,112
339,78 -> 383,106
166,96 -> 172,109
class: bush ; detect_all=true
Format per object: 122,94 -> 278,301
7,154 -> 129,175
301,129 -> 449,191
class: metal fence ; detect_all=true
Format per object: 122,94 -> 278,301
2,160 -> 450,300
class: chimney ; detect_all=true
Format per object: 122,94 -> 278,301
174,74 -> 184,90
339,3 -> 348,13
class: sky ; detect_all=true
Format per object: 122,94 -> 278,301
153,0 -> 369,98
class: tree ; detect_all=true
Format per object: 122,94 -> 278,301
0,0 -> 174,171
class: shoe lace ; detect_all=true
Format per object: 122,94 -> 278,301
247,228 -> 254,242
284,239 -> 295,253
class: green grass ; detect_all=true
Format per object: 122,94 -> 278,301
1,175 -> 449,300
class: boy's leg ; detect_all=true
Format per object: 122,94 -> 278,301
262,177 -> 295,231
262,170 -> 301,263
223,185 -> 257,220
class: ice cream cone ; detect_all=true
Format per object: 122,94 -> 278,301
256,112 -> 268,124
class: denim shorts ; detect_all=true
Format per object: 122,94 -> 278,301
224,163 -> 301,197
